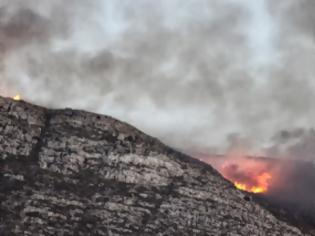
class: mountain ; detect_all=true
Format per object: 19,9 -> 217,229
0,96 -> 305,235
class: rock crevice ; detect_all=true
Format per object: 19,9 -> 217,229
29,110 -> 52,163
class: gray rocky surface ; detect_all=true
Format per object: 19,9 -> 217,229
0,96 -> 306,235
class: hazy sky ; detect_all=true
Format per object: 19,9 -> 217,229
1,0 -> 315,160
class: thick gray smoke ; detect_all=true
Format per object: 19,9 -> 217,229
1,0 -> 315,159
262,0 -> 315,161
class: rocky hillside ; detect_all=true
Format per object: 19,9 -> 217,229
0,96 -> 305,235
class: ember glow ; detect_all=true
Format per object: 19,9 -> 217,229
205,155 -> 274,194
222,160 -> 273,194
13,94 -> 21,101
233,172 -> 272,193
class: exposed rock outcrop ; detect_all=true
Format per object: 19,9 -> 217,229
0,96 -> 305,235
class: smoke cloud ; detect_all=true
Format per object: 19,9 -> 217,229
1,0 -> 315,159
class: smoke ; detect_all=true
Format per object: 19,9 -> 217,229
265,128 -> 315,161
262,0 -> 315,161
1,0 -> 315,159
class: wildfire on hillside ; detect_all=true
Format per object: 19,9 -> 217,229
231,171 -> 271,193
200,154 -> 275,194
221,157 -> 274,194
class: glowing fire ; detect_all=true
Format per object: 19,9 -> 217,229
211,155 -> 274,194
233,172 -> 272,193
13,94 -> 21,101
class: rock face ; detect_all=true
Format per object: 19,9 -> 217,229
0,96 -> 305,235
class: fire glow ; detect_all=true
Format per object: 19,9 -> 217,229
233,172 -> 272,193
13,94 -> 21,101
216,156 -> 273,194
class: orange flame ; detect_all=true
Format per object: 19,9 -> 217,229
234,172 -> 272,193
210,154 -> 274,194
13,94 -> 21,101
197,153 -> 277,195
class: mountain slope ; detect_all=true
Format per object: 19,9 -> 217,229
0,96 -> 304,235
